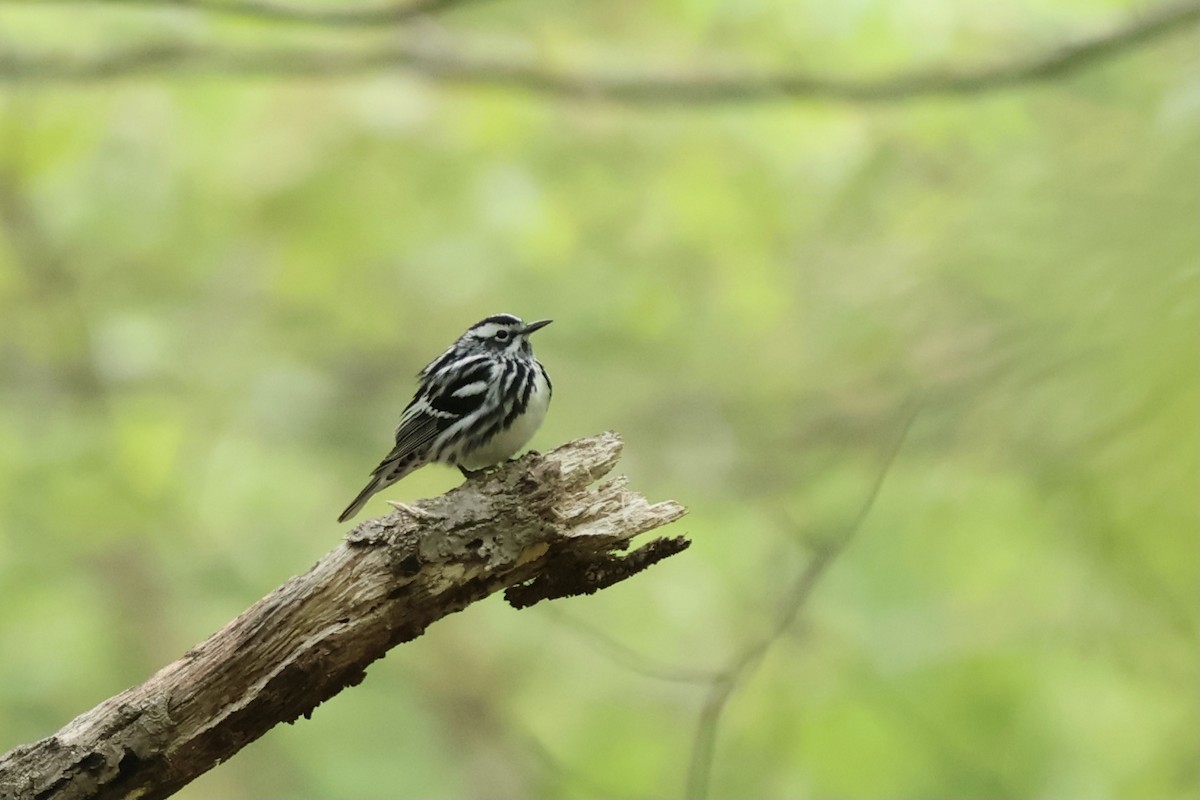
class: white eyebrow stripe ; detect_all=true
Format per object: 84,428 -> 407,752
472,323 -> 502,338
451,381 -> 490,397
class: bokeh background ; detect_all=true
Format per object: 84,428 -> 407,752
0,1 -> 1196,797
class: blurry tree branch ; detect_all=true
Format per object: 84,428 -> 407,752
1,0 -> 484,26
0,2 -> 1195,101
685,405 -> 920,800
0,433 -> 688,800
542,605 -> 720,684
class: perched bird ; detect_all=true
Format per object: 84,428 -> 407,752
338,313 -> 553,522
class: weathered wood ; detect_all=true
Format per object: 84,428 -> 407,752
0,432 -> 688,800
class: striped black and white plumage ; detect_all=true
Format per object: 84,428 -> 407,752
338,313 -> 553,522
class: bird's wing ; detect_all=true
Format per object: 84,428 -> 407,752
337,357 -> 499,523
337,409 -> 443,523
374,356 -> 497,476
371,414 -> 440,478
408,356 -> 496,419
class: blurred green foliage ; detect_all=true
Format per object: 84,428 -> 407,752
0,0 -> 1196,797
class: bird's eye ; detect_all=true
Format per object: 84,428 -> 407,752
494,330 -> 510,341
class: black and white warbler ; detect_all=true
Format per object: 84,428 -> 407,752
338,313 -> 553,522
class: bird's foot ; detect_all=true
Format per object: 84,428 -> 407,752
387,500 -> 432,519
460,455 -> 535,479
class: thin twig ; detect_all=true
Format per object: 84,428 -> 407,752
0,2 -> 1195,102
684,404 -> 921,800
541,605 -> 721,685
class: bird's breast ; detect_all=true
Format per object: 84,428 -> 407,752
458,364 -> 551,470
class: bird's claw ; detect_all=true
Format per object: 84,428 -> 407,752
459,453 -> 537,480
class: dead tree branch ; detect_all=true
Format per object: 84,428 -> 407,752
0,432 -> 688,800
0,1 -> 1194,102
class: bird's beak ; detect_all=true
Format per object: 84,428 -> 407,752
523,319 -> 553,335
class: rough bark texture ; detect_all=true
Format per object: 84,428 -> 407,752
0,432 -> 688,800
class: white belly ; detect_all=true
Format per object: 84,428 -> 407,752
459,369 -> 551,469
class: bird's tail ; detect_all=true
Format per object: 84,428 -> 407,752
337,475 -> 387,523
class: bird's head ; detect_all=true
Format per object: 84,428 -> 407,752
458,313 -> 552,358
